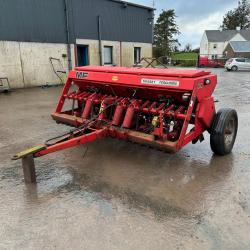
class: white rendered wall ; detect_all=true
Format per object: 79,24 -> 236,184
76,39 -> 153,67
0,39 -> 152,88
200,32 -> 208,56
0,41 -> 69,88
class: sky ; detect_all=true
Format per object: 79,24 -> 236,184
128,0 -> 240,48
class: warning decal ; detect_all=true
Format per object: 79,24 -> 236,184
141,78 -> 179,87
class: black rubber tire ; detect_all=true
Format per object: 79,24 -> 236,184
231,65 -> 238,71
210,108 -> 238,155
226,68 -> 231,72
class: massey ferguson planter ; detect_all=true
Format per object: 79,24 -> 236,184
13,66 -> 238,183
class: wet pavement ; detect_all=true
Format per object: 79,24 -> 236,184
0,68 -> 249,249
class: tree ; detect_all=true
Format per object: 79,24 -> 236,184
154,9 -> 180,55
173,45 -> 180,52
184,43 -> 192,52
221,0 -> 250,30
192,47 -> 200,54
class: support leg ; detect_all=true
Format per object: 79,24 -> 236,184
22,155 -> 36,183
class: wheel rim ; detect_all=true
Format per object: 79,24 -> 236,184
224,117 -> 236,148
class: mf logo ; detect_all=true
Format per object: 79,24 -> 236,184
76,72 -> 88,79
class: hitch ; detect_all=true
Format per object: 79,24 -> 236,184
13,128 -> 107,183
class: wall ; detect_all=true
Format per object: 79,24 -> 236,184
236,52 -> 250,57
200,32 -> 208,56
0,40 -> 152,88
224,44 -> 250,58
0,41 -> 24,88
200,31 -> 225,58
0,41 -> 69,88
76,39 -> 152,67
121,42 -> 153,67
207,42 -> 225,58
0,0 -> 153,44
75,39 -> 121,66
0,0 -> 153,88
200,33 -> 224,58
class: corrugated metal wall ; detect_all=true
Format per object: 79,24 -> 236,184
0,0 -> 67,43
0,0 -> 153,44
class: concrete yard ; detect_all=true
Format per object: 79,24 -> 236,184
0,68 -> 249,249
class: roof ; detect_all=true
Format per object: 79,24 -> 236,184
110,0 -> 154,10
229,41 -> 250,52
240,30 -> 250,40
75,66 -> 211,78
205,29 -> 250,42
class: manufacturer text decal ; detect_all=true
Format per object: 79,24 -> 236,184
76,72 -> 88,79
141,79 -> 179,87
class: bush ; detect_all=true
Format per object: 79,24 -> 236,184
180,60 -> 197,67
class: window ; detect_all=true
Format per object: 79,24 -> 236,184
212,55 -> 218,59
134,47 -> 141,64
213,44 -> 217,49
103,46 -> 113,65
236,58 -> 245,62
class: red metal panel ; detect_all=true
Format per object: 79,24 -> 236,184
197,97 -> 215,128
70,71 -> 196,91
74,66 -> 211,78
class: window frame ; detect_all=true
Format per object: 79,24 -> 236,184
103,46 -> 113,65
134,47 -> 141,64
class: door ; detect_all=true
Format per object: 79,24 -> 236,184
235,58 -> 246,70
77,45 -> 89,66
245,58 -> 250,70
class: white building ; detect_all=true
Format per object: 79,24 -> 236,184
200,30 -> 250,59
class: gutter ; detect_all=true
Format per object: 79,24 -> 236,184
110,0 -> 154,10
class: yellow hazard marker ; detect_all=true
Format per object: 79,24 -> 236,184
12,145 -> 46,160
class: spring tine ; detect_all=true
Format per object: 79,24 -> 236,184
149,102 -> 157,110
142,100 -> 150,109
175,106 -> 185,114
156,103 -> 165,112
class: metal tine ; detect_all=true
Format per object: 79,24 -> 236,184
174,106 -> 185,114
149,101 -> 157,110
156,103 -> 165,112
164,104 -> 175,115
77,91 -> 89,100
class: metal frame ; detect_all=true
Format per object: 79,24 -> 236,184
0,77 -> 10,92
